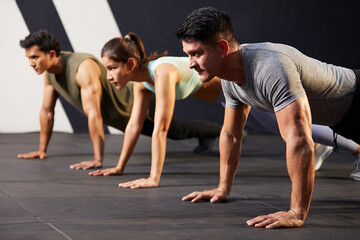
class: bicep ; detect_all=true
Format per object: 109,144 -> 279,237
77,59 -> 102,115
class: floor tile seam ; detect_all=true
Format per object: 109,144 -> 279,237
40,212 -> 249,223
170,174 -> 285,211
0,188 -> 73,240
0,179 -> 116,185
172,174 -> 200,183
0,220 -> 42,226
229,192 -> 285,211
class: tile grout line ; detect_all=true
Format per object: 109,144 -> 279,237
0,188 -> 72,240
173,174 -> 285,211
230,192 -> 285,211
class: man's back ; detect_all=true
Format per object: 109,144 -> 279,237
222,42 -> 357,125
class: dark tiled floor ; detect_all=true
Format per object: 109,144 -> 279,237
0,132 -> 359,239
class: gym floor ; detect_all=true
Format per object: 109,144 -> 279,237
1,132 -> 359,239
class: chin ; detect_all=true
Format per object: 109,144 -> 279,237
200,75 -> 214,83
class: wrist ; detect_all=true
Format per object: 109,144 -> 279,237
114,166 -> 123,174
38,149 -> 46,153
289,208 -> 307,221
148,174 -> 160,184
217,184 -> 231,196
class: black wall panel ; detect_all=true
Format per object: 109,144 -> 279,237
16,0 -> 360,128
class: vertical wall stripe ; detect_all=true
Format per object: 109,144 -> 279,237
16,0 -> 89,133
53,0 -> 121,60
0,1 -> 43,133
53,0 -> 121,134
0,2 -> 73,133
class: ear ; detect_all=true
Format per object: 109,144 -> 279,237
218,40 -> 229,57
127,58 -> 137,71
48,50 -> 57,59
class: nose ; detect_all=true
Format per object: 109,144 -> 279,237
106,71 -> 113,81
29,59 -> 35,67
189,57 -> 196,69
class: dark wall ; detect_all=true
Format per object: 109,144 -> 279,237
17,0 -> 360,129
109,0 -> 360,67
108,0 -> 360,123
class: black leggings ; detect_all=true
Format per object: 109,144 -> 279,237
330,69 -> 360,143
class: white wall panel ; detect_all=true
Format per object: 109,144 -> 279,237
53,0 -> 121,60
53,0 -> 123,134
0,1 -> 72,133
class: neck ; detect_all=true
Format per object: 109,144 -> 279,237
135,65 -> 152,84
47,55 -> 63,75
218,44 -> 244,84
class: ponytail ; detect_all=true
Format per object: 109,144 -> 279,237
101,32 -> 167,70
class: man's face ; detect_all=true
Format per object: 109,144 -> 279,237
182,39 -> 221,82
24,45 -> 52,74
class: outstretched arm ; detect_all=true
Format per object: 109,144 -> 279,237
182,104 -> 250,202
117,63 -> 179,188
17,74 -> 58,159
247,95 -> 314,229
89,82 -> 152,176
69,59 -> 104,170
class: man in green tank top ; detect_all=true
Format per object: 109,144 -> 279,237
17,30 -> 221,170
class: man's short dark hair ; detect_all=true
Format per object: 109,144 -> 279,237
20,30 -> 60,56
176,7 -> 237,46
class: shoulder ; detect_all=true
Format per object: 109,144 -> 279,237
152,57 -> 181,77
71,52 -> 101,73
66,51 -> 96,60
242,42 -> 294,53
153,63 -> 180,84
221,79 -> 239,97
243,43 -> 296,65
221,79 -> 233,89
65,52 -> 100,67
151,56 -> 187,69
75,58 -> 102,87
244,43 -> 297,79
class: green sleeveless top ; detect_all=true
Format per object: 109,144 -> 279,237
46,51 -> 143,131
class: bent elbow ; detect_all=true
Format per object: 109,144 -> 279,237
40,108 -> 55,121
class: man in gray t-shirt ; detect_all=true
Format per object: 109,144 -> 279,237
177,7 -> 359,229
222,42 -> 356,126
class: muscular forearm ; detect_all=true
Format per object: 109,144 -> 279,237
38,109 -> 54,152
88,113 -> 105,162
116,124 -> 142,172
149,130 -> 168,182
287,139 -> 315,219
218,129 -> 242,195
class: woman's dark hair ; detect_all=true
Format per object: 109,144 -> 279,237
19,30 -> 60,56
176,7 -> 237,46
101,32 -> 167,70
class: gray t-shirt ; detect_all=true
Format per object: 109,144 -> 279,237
222,42 -> 356,126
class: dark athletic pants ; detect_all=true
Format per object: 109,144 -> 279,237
330,69 -> 360,143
